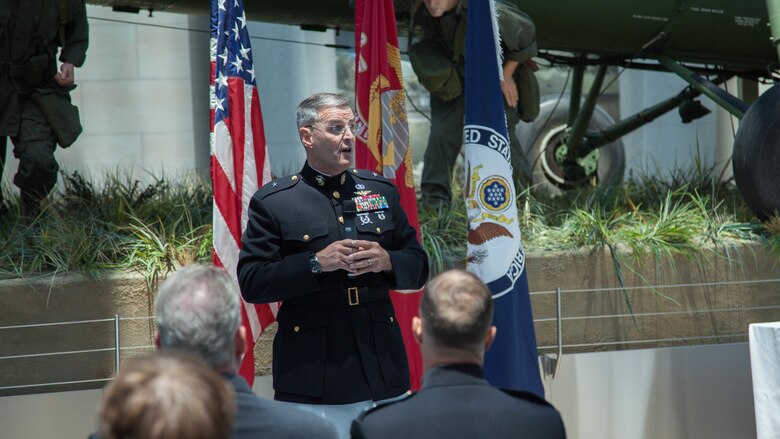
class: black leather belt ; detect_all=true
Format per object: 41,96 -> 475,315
0,62 -> 27,76
287,285 -> 390,307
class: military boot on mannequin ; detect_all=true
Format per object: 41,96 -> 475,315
20,190 -> 48,219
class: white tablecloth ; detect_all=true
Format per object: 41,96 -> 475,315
750,322 -> 780,439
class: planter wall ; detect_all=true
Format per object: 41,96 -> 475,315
526,244 -> 780,353
0,273 -> 154,396
1,243 -> 778,396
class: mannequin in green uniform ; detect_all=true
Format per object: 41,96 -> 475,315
0,0 -> 88,216
411,0 -> 538,208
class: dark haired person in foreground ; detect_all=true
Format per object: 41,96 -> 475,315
351,269 -> 566,439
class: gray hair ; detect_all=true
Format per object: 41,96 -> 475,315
421,269 -> 494,349
296,93 -> 351,129
155,264 -> 242,370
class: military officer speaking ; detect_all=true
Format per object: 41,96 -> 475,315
237,93 -> 429,415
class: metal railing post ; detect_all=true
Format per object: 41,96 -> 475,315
554,287 -> 563,379
114,314 -> 120,375
541,287 -> 564,380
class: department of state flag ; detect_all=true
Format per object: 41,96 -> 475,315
464,0 -> 544,398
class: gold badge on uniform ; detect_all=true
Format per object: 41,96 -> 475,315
354,183 -> 371,197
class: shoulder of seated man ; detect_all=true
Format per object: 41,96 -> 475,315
499,387 -> 561,411
241,391 -> 338,437
356,391 -> 415,420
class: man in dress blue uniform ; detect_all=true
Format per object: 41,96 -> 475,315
350,269 -> 566,439
237,93 -> 429,432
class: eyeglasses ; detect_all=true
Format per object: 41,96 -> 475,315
306,121 -> 357,136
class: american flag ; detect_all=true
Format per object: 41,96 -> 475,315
210,0 -> 274,385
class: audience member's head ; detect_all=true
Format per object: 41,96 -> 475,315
98,352 -> 235,439
155,264 -> 245,373
414,269 -> 496,368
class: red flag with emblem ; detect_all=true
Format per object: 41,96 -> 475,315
354,0 -> 424,390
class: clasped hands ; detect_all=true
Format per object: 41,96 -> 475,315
315,240 -> 391,276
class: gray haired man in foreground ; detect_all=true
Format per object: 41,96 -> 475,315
89,264 -> 338,439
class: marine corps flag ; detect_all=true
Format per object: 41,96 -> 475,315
354,0 -> 424,389
464,0 -> 544,397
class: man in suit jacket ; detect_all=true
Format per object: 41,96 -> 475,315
155,265 -> 336,439
351,269 -> 566,439
91,264 -> 338,439
154,264 -> 338,439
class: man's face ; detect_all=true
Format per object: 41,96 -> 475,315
423,0 -> 459,17
301,106 -> 355,175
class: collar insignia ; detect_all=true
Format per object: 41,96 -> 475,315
340,174 -> 346,185
315,175 -> 325,186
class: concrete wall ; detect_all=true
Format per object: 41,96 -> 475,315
1,6 -> 338,191
0,273 -> 155,397
528,244 -> 780,353
0,244 -> 777,436
3,8 -> 757,193
618,71 -> 770,184
619,70 -> 719,180
545,343 -> 756,439
2,243 -> 777,396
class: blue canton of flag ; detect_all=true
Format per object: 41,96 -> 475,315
212,0 -> 257,125
463,0 -> 544,398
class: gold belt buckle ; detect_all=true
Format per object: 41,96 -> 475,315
348,287 -> 359,306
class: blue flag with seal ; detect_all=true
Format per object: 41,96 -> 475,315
464,0 -> 544,398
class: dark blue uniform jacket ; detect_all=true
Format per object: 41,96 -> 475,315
238,162 -> 429,404
351,363 -> 567,439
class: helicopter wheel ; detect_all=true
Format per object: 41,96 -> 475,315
516,95 -> 625,195
733,82 -> 780,220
